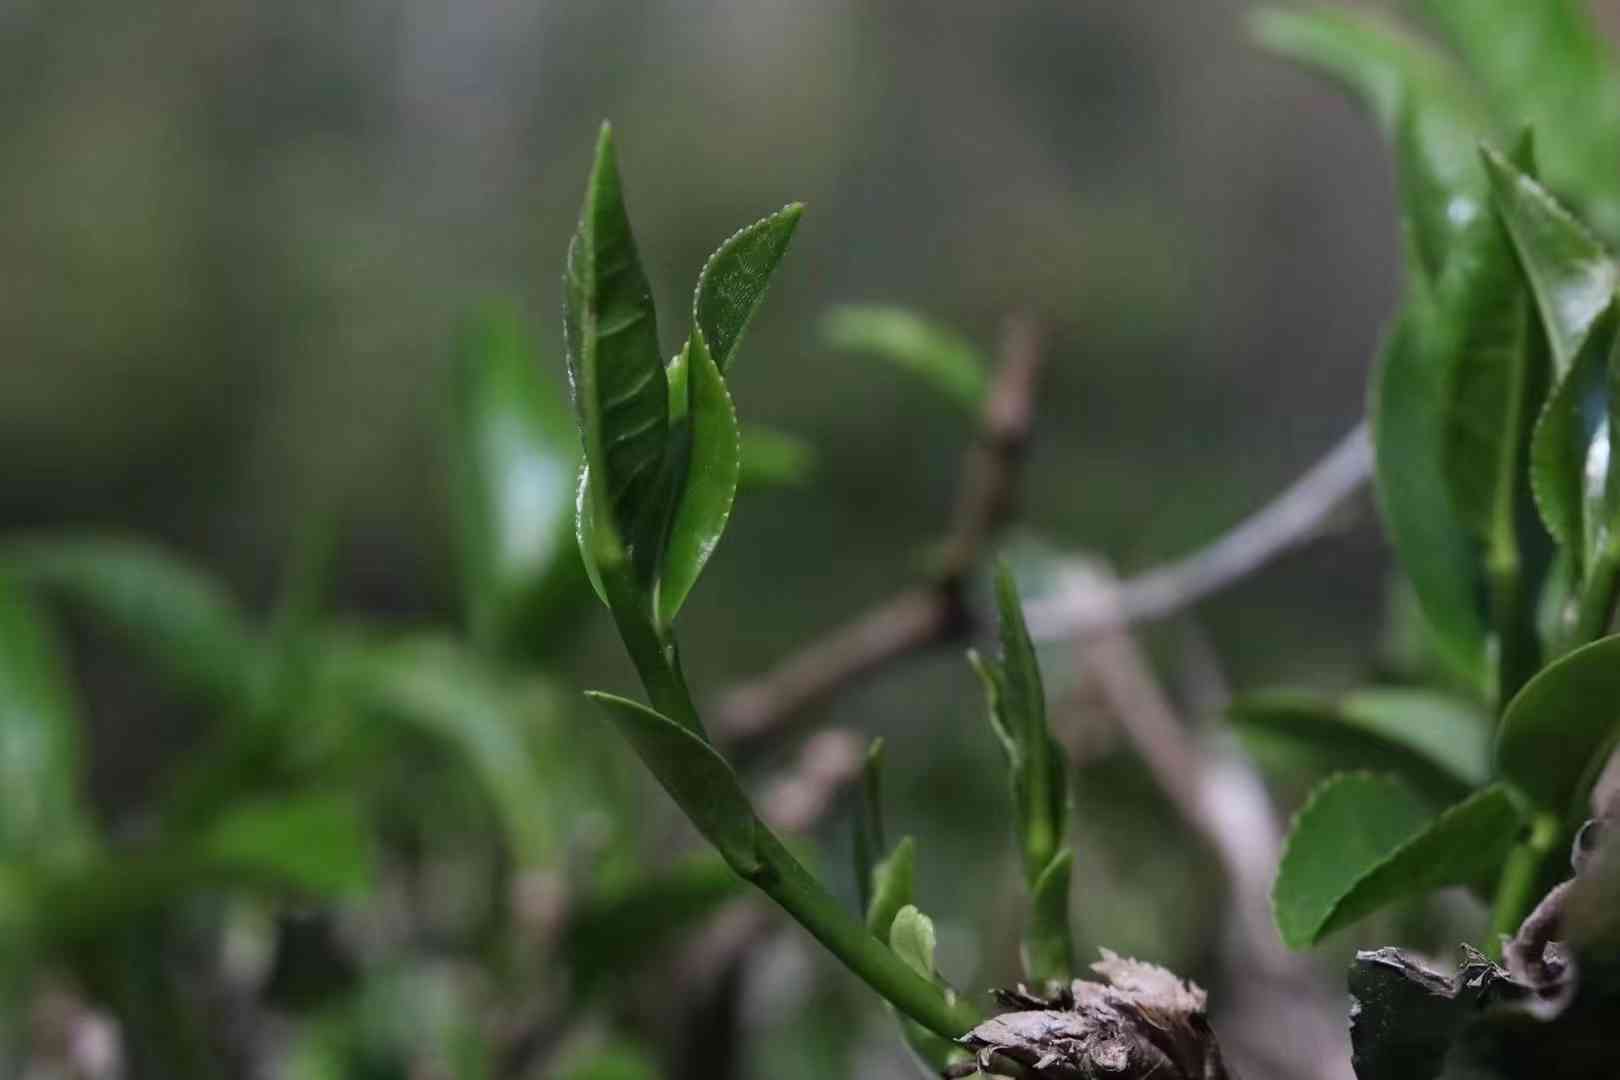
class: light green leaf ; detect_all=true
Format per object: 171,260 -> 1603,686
558,1047 -> 664,1080
1409,0 -> 1620,242
865,836 -> 915,942
349,637 -> 560,868
1374,305 -> 1490,689
585,691 -> 760,876
1229,688 -> 1489,798
739,425 -> 816,490
1,536 -> 259,705
970,565 -> 1066,886
199,792 -> 373,898
565,123 -> 671,595
1497,633 -> 1620,815
0,581 -> 91,864
1483,146 -> 1618,380
694,204 -> 803,374
1273,774 -> 1522,948
888,904 -> 937,980
1530,303 -> 1619,570
1023,850 -> 1074,986
820,306 -> 987,412
453,300 -> 581,652
656,328 -> 740,628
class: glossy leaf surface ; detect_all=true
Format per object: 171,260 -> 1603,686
453,301 -> 581,651
820,305 -> 987,412
1530,304 -> 1619,569
585,691 -> 760,875
656,329 -> 740,628
565,123 -> 671,594
1273,774 -> 1521,948
694,204 -> 802,374
1497,632 -> 1620,814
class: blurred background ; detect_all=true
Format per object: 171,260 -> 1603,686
5,2 -> 1603,1078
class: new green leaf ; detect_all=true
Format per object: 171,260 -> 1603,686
694,204 -> 803,374
889,904 -> 937,980
865,836 -> 916,943
565,123 -> 671,597
1497,633 -> 1620,815
1024,850 -> 1075,986
1273,774 -> 1523,948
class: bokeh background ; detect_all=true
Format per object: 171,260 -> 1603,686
7,2 -> 1609,1078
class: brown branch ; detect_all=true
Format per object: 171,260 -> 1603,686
711,313 -> 1045,750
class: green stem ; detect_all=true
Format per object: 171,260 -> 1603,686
1488,812 -> 1561,954
1567,544 -> 1620,652
1486,547 -> 1534,711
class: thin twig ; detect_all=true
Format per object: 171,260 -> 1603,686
711,314 -> 1045,750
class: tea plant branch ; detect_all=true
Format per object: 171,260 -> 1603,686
712,313 -> 1045,749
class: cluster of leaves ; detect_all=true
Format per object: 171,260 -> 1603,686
1238,0 -> 1620,1017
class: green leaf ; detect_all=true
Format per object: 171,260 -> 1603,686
565,123 -> 671,596
199,792 -> 373,898
969,565 -> 1067,886
1273,774 -> 1523,948
1023,850 -> 1074,986
853,737 -> 886,914
888,904 -> 937,980
1497,633 -> 1620,815
738,425 -> 816,490
820,306 -> 987,412
656,328 -> 740,628
558,1047 -> 664,1080
865,836 -> 916,942
453,300 -> 582,652
694,204 -> 803,375
349,637 -> 560,868
1,535 -> 259,705
1230,688 -> 1489,798
1530,303 -> 1619,570
1409,0 -> 1620,242
1483,146 -> 1618,380
0,581 -> 91,863
1374,305 -> 1490,688
585,691 -> 761,875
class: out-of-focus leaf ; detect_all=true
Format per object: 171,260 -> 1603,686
889,904 -> 937,980
563,853 -> 743,990
1230,688 -> 1490,800
656,328 -> 739,628
1483,147 -> 1617,380
1273,774 -> 1521,949
1530,304 -> 1619,572
346,637 -> 559,868
198,792 -> 373,898
968,564 -> 1067,886
693,204 -> 802,374
1394,92 -> 1490,285
584,691 -> 760,875
1410,0 -> 1620,241
0,581 -> 90,863
0,536 -> 259,705
1497,633 -> 1620,815
558,1046 -> 664,1080
865,836 -> 915,942
453,300 -> 581,653
820,305 -> 987,412
1374,305 -> 1490,689
738,425 -> 815,490
1024,850 -> 1074,987
853,738 -> 886,914
565,123 -> 671,596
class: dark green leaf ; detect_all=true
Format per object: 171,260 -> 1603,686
1273,774 -> 1521,948
820,306 -> 987,412
0,581 -> 91,863
1483,146 -> 1617,379
1410,0 -> 1620,242
199,792 -> 373,898
738,425 -> 816,490
1,535 -> 259,705
1530,303 -> 1619,570
565,123 -> 671,595
350,637 -> 560,867
1393,93 -> 1491,285
1023,849 -> 1074,986
1229,688 -> 1489,798
853,737 -> 886,914
585,691 -> 761,875
656,329 -> 740,628
865,835 -> 915,942
694,204 -> 803,374
1497,632 -> 1620,815
453,300 -> 581,651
